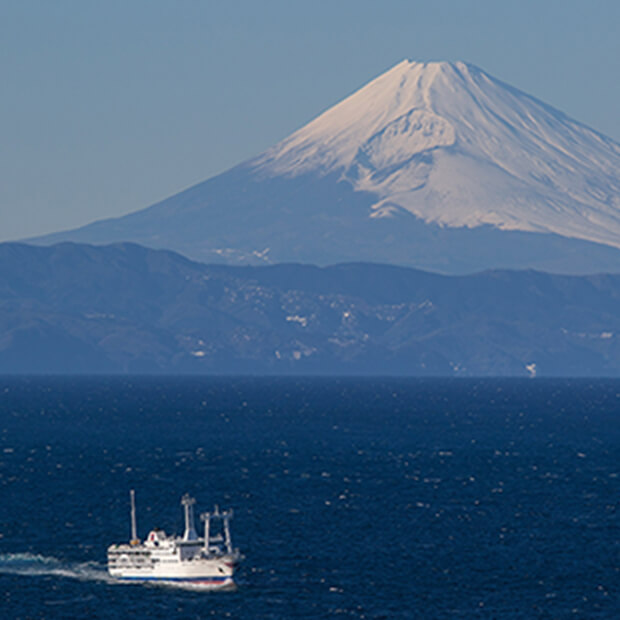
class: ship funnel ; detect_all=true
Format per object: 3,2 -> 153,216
181,493 -> 198,541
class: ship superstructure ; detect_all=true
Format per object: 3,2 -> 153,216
107,491 -> 241,587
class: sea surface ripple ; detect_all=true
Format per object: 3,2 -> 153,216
0,377 -> 618,618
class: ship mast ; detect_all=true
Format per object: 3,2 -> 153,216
222,508 -> 233,554
200,510 -> 211,553
181,494 -> 198,541
130,489 -> 139,545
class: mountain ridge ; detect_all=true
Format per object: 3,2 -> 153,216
257,60 -> 620,243
3,241 -> 620,376
28,60 -> 620,274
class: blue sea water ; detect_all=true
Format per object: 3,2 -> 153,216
0,377 -> 618,619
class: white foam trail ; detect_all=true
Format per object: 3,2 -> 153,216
0,553 -> 238,591
0,552 -> 113,584
156,580 -> 237,592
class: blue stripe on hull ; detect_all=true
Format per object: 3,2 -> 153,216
118,575 -> 231,583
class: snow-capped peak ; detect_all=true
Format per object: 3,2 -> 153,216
255,60 -> 620,248
257,60 -> 458,173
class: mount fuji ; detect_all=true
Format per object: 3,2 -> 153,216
31,60 -> 620,274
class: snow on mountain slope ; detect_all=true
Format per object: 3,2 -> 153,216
255,60 -> 620,248
29,60 -> 620,274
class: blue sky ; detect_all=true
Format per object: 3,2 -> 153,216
1,0 -> 619,241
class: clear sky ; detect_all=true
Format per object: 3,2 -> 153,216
1,0 -> 619,242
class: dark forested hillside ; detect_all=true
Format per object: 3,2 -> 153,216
2,242 -> 620,375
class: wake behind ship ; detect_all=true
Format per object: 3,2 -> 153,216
107,491 -> 241,587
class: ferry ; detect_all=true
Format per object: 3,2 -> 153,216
107,491 -> 241,587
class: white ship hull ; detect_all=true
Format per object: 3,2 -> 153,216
108,547 -> 236,586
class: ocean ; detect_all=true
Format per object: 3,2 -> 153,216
0,377 -> 618,618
